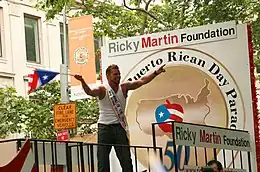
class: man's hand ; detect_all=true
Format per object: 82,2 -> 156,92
154,64 -> 166,75
74,75 -> 84,81
124,64 -> 166,91
74,74 -> 105,99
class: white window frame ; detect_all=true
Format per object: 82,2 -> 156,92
24,14 -> 41,64
0,72 -> 15,88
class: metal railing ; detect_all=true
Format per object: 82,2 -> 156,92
0,138 -> 163,172
69,143 -> 163,172
16,139 -> 82,172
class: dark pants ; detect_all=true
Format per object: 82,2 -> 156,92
97,123 -> 133,172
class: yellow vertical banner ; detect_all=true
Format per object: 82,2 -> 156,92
68,15 -> 96,86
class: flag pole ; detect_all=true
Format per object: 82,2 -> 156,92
61,73 -> 75,77
60,4 -> 70,103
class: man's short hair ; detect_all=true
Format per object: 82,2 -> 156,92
207,160 -> 223,171
106,64 -> 119,75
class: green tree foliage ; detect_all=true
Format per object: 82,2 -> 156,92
0,87 -> 25,138
0,81 -> 99,139
36,0 -> 260,56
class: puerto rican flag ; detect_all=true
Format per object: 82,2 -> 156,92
155,100 -> 184,133
28,69 -> 59,94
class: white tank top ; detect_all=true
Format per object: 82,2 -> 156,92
97,85 -> 126,124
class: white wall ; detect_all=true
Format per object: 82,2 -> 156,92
0,0 -> 65,96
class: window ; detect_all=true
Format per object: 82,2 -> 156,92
60,23 -> 69,64
0,8 -> 3,58
24,15 -> 40,63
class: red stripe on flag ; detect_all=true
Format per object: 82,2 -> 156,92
165,103 -> 184,114
28,74 -> 34,88
28,74 -> 34,79
169,115 -> 183,122
28,71 -> 39,94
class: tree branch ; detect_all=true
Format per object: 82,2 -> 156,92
123,0 -> 169,29
140,0 -> 153,34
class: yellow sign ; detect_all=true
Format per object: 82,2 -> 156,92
54,103 -> 76,130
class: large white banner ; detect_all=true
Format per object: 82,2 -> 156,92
101,21 -> 257,171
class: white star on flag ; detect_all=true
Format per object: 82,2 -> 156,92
159,112 -> 164,118
42,75 -> 48,80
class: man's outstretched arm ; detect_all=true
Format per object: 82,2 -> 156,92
74,75 -> 104,98
124,64 -> 166,91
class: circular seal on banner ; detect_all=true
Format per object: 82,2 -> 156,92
74,47 -> 89,64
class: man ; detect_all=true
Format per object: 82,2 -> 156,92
207,160 -> 223,172
74,64 -> 166,172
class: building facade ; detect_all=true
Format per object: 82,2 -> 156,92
0,0 -> 68,96
0,0 -> 102,97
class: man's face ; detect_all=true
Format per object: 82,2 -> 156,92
210,163 -> 219,172
107,68 -> 121,85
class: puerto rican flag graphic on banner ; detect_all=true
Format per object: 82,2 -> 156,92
155,100 -> 184,133
28,69 -> 59,94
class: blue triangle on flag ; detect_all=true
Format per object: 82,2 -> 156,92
36,69 -> 59,86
